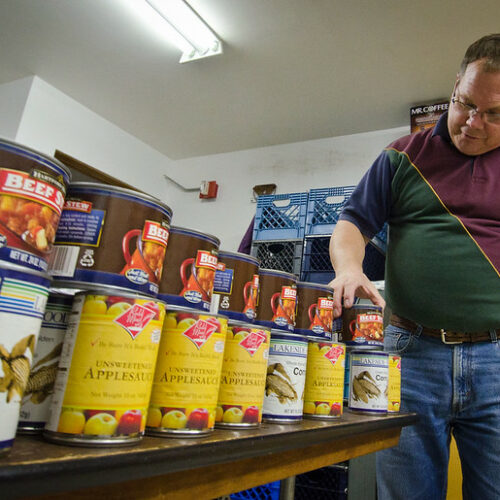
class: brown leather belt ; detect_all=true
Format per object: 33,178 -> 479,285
390,313 -> 497,344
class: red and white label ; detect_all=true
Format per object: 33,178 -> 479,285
318,297 -> 333,310
142,220 -> 169,247
252,274 -> 259,288
182,318 -> 219,349
323,344 -> 344,365
216,262 -> 226,271
239,330 -> 267,356
0,169 -> 65,214
196,250 -> 218,270
281,286 -> 297,300
63,200 -> 92,213
113,303 -> 156,339
358,313 -> 383,324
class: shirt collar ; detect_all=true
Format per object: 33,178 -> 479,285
432,111 -> 451,141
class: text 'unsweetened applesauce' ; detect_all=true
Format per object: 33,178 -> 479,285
44,290 -> 165,446
147,307 -> 227,437
215,321 -> 270,428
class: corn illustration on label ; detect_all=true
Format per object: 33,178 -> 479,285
303,342 -> 345,418
216,325 -> 269,426
147,311 -> 227,433
18,294 -> 72,431
0,267 -> 50,452
45,293 -> 165,439
348,351 -> 388,414
388,354 -> 401,412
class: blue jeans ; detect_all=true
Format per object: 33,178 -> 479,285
376,324 -> 500,500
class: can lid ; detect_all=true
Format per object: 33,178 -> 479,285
67,182 -> 173,219
259,268 -> 298,279
217,250 -> 259,265
74,287 -> 167,305
297,281 -> 334,292
0,259 -> 52,281
169,226 -> 220,247
165,304 -> 228,319
270,329 -> 308,342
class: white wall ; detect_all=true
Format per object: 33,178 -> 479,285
0,76 -> 33,140
1,76 -> 409,251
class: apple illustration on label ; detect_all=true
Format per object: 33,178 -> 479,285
106,301 -> 132,317
162,410 -> 188,429
146,407 -> 162,427
330,403 -> 342,416
242,406 -> 260,424
315,402 -> 331,415
57,410 -> 86,434
187,408 -> 210,429
84,409 -> 115,419
223,407 -> 244,423
117,409 -> 142,434
84,412 -> 118,435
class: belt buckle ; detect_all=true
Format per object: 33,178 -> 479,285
440,329 -> 462,345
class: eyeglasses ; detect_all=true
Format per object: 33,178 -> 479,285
451,96 -> 500,124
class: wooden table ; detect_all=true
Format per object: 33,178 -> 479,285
1,411 -> 417,500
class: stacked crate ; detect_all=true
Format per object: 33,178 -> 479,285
300,187 -> 387,284
250,192 -> 308,276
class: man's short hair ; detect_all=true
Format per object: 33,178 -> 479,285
460,33 -> 500,75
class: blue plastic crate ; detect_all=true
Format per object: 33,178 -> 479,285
251,239 -> 303,276
305,186 -> 356,236
300,236 -> 385,284
253,192 -> 308,241
230,480 -> 281,500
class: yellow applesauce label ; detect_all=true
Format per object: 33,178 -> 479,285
45,294 -> 165,437
216,325 -> 270,426
147,311 -> 227,432
388,354 -> 401,412
303,341 -> 345,418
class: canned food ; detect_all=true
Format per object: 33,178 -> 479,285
262,330 -> 308,423
303,339 -> 345,419
147,307 -> 227,437
348,350 -> 388,414
215,321 -> 270,428
211,251 -> 260,322
255,269 -> 297,332
0,261 -> 50,455
0,138 -> 71,272
388,354 -> 401,412
158,227 -> 220,312
44,290 -> 165,446
343,345 -> 381,402
341,305 -> 384,347
18,292 -> 73,433
295,282 -> 334,339
48,182 -> 172,296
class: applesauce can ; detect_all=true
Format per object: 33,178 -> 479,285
255,269 -> 297,332
303,339 -> 345,419
147,306 -> 227,437
48,182 -> 172,297
0,138 -> 71,272
215,321 -> 270,428
348,350 -> 388,414
262,330 -> 308,423
0,261 -> 50,456
211,250 -> 260,322
295,282 -> 334,339
341,305 -> 384,347
44,289 -> 166,446
18,292 -> 73,433
388,354 -> 401,413
158,227 -> 220,312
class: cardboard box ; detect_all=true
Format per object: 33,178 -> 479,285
410,101 -> 449,133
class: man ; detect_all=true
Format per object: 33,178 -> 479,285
329,34 -> 500,500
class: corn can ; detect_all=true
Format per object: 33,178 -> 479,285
388,354 -> 401,412
348,350 -> 388,414
262,330 -> 308,423
303,339 -> 345,419
215,321 -> 270,428
147,307 -> 227,437
18,292 -> 73,433
44,290 -> 165,446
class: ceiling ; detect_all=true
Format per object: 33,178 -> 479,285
0,0 -> 498,160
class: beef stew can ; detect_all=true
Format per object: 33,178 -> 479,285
0,138 -> 71,272
158,227 -> 220,312
43,290 -> 166,446
340,304 -> 384,347
262,330 -> 308,423
0,261 -> 51,455
295,282 -> 334,339
215,321 -> 270,428
211,250 -> 260,322
147,306 -> 227,437
255,269 -> 297,332
47,182 -> 172,297
17,292 -> 73,433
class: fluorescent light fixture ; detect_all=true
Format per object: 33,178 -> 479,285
145,0 -> 222,63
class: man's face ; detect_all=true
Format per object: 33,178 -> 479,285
447,59 -> 500,156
